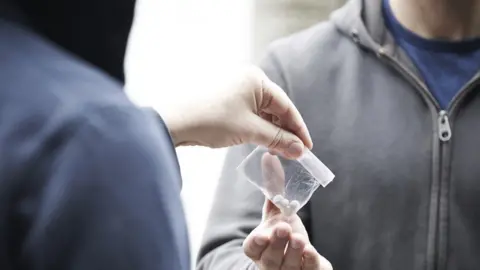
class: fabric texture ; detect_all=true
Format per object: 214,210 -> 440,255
197,0 -> 480,269
0,0 -> 190,269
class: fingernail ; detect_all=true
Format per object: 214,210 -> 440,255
276,228 -> 288,238
254,237 -> 266,246
306,131 -> 313,148
287,142 -> 304,157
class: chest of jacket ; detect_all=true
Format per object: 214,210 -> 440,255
286,45 -> 480,269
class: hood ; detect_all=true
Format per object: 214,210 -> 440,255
330,0 -> 420,77
330,0 -> 386,53
0,0 -> 136,83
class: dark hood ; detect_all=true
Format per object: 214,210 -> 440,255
0,0 -> 136,83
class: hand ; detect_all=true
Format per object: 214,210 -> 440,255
243,200 -> 332,270
164,66 -> 312,159
242,153 -> 332,270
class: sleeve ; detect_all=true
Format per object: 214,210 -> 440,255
16,106 -> 190,270
196,46 -> 313,270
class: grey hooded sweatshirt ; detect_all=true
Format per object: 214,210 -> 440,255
197,0 -> 480,269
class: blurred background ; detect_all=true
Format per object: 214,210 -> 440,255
125,0 -> 345,265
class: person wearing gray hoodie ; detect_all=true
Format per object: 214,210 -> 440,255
197,0 -> 480,269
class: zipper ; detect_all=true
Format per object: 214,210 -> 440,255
374,46 -> 480,270
377,48 -> 453,142
435,73 -> 480,270
437,111 -> 451,142
448,72 -> 480,114
377,50 -> 480,144
374,47 -> 444,270
437,72 -> 480,143
376,47 -> 441,111
436,108 -> 451,270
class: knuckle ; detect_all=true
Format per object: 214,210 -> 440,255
268,128 -> 284,149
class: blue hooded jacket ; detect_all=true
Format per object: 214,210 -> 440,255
0,0 -> 190,269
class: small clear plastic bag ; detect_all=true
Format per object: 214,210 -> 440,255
237,146 -> 335,216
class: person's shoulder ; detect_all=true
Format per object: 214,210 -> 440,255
259,17 -> 365,99
0,19 -> 143,134
264,21 -> 344,69
258,20 -> 355,100
0,20 -> 176,179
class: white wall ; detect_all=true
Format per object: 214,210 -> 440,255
124,0 -> 253,265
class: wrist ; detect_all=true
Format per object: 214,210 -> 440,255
164,115 -> 186,147
163,110 -> 197,147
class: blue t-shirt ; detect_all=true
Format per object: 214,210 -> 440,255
383,0 -> 480,109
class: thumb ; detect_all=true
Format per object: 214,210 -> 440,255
250,115 -> 305,159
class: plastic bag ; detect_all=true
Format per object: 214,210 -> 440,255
237,146 -> 334,216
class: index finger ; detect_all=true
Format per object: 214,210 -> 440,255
260,77 -> 313,149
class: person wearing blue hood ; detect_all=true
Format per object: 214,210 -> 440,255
0,0 -> 313,270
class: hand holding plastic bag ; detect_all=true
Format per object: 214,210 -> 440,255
239,146 -> 335,269
238,146 -> 334,216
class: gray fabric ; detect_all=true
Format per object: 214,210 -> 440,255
197,0 -> 480,269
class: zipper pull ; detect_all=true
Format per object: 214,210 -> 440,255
438,110 -> 452,142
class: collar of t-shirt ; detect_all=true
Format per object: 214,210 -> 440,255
383,0 -> 480,109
